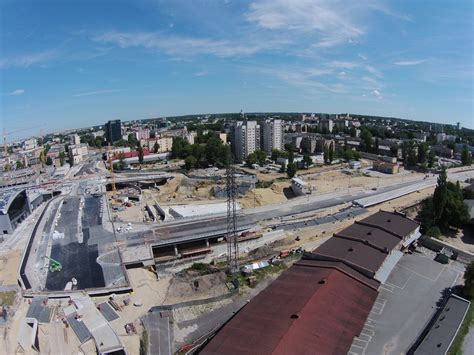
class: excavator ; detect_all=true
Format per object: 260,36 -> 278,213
43,256 -> 62,272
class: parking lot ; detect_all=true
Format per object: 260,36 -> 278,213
349,248 -> 465,355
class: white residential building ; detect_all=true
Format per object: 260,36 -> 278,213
135,128 -> 150,140
262,119 -> 283,154
68,144 -> 88,165
147,136 -> 173,153
231,121 -> 260,163
22,138 -> 37,151
69,134 -> 81,146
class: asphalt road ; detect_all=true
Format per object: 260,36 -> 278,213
144,311 -> 173,355
349,250 -> 465,355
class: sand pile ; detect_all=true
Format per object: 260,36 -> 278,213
165,272 -> 228,303
239,182 -> 289,208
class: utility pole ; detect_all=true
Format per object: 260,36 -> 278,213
226,159 -> 239,282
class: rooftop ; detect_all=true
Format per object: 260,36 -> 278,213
414,294 -> 471,355
357,210 -> 419,238
309,237 -> 388,276
336,222 -> 402,251
203,262 -> 378,355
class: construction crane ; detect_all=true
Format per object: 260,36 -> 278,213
43,256 -> 63,272
3,125 -> 43,155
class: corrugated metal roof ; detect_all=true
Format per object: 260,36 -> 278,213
336,222 -> 401,251
311,237 -> 388,275
202,263 -> 378,355
357,210 -> 419,238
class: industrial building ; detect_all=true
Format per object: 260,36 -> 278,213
0,188 -> 52,234
202,211 -> 420,354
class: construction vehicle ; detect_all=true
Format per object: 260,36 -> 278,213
44,256 -> 62,272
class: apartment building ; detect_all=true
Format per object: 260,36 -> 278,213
262,118 -> 283,154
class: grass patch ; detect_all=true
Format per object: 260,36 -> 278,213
448,302 -> 474,355
0,291 -> 16,306
256,180 -> 274,188
139,330 -> 148,355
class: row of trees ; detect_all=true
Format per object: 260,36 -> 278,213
171,134 -> 231,171
418,168 -> 469,237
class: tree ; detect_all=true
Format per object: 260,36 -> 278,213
360,128 -> 373,152
254,150 -> 267,166
128,133 -> 138,148
185,156 -> 197,171
328,148 -> 334,163
428,149 -> 436,168
461,145 -> 472,166
271,149 -> 280,162
464,262 -> 474,300
287,162 -> 297,178
117,153 -> 126,170
137,144 -> 144,165
4,163 -> 12,171
418,142 -> 428,165
432,167 -> 448,224
16,160 -> 24,169
303,155 -> 312,168
342,149 -> 354,161
246,152 -> 258,168
349,126 -> 357,138
288,150 -> 294,164
46,156 -> 53,165
323,147 -> 329,164
153,141 -> 160,154
59,151 -> 66,166
279,162 -> 286,173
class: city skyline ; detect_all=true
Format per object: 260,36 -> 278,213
1,0 -> 473,138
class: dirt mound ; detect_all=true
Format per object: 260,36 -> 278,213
248,245 -> 275,260
165,271 -> 228,303
239,182 -> 290,208
270,236 -> 294,248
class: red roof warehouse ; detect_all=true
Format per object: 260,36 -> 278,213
201,211 -> 420,354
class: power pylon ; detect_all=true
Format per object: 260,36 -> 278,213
226,162 -> 239,277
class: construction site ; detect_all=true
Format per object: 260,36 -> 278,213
1,151 -> 473,354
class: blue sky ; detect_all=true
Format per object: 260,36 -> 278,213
1,0 -> 473,139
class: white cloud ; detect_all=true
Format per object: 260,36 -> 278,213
93,31 -> 286,58
358,53 -> 368,60
372,89 -> 382,98
194,71 -> 208,77
246,0 -> 364,48
73,89 -> 122,97
393,59 -> 427,66
0,51 -> 58,69
8,89 -> 25,96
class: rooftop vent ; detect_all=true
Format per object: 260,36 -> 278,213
367,231 -> 372,235
318,278 -> 327,284
348,248 -> 354,252
291,312 -> 301,319
387,219 -> 391,222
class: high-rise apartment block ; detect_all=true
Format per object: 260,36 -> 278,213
262,119 -> 283,154
230,121 -> 260,163
104,120 -> 122,144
